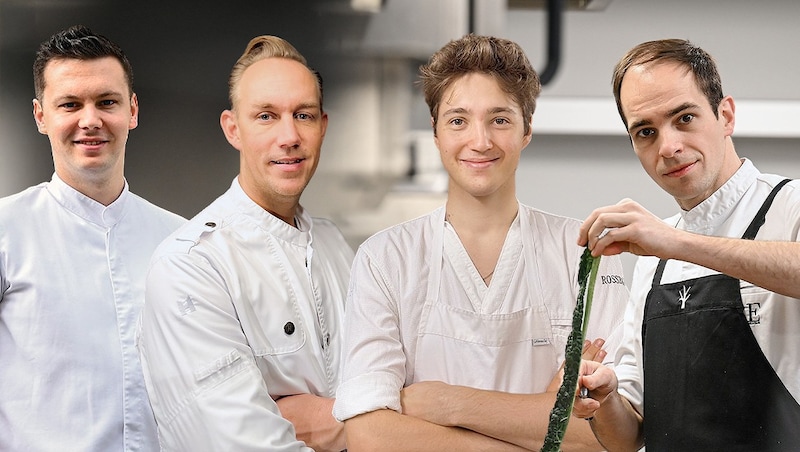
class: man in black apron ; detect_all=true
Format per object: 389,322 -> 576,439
572,39 -> 800,451
642,178 -> 800,450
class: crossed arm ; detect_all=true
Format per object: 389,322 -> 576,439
344,341 -> 608,452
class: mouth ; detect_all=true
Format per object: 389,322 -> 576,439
270,158 -> 306,165
664,161 -> 696,178
73,139 -> 108,150
462,157 -> 499,168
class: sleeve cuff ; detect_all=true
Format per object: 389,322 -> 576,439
333,371 -> 403,421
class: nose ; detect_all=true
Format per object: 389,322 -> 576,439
277,116 -> 301,148
468,123 -> 492,152
78,105 -> 102,130
657,127 -> 683,158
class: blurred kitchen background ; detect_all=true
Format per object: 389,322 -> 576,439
2,0 -> 799,282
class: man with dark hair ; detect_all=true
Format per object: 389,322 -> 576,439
575,39 -> 800,451
0,25 -> 185,450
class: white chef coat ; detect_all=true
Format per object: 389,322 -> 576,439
333,202 -> 629,421
615,159 -> 800,415
137,177 -> 353,451
0,173 -> 185,451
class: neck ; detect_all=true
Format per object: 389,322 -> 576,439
267,208 -> 297,227
445,191 -> 518,235
58,171 -> 125,206
237,177 -> 299,227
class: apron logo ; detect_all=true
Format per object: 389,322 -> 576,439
678,285 -> 691,309
745,302 -> 761,324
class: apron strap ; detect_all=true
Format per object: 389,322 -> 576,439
741,178 -> 792,240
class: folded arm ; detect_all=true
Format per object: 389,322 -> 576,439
399,340 -> 608,452
345,409 -> 531,452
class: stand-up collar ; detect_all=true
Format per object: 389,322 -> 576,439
229,177 -> 312,246
46,173 -> 129,228
679,159 -> 757,234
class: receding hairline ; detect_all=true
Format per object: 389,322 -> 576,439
230,56 -> 322,112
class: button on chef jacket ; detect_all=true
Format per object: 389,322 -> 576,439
137,177 -> 353,451
0,173 -> 186,451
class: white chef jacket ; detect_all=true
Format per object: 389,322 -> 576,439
0,173 -> 185,451
137,177 -> 353,451
615,159 -> 800,415
333,203 -> 629,421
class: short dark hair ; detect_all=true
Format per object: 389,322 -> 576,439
33,25 -> 134,101
612,39 -> 724,127
419,34 -> 541,136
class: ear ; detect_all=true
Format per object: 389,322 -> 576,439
129,93 -> 139,130
522,115 -> 534,147
719,95 -> 735,137
220,109 -> 242,151
32,98 -> 47,135
320,111 -> 329,139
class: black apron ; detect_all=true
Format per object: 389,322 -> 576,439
642,179 -> 800,451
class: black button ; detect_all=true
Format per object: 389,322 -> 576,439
283,322 -> 295,335
205,222 -> 216,227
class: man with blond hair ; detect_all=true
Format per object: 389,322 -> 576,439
138,35 -> 352,452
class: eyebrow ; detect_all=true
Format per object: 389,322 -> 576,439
51,91 -> 125,104
441,106 -> 517,117
628,102 -> 698,131
256,102 -> 321,111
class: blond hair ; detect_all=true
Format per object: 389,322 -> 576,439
227,35 -> 323,110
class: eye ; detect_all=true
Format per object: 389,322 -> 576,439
493,117 -> 509,125
258,113 -> 274,121
449,118 -> 464,126
60,102 -> 79,110
295,112 -> 313,121
99,99 -> 117,108
635,128 -> 656,139
678,113 -> 694,124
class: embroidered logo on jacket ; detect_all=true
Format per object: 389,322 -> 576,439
678,285 -> 691,309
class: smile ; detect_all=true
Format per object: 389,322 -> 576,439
664,161 -> 695,177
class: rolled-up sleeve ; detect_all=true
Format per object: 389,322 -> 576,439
333,247 -> 408,422
137,252 -> 311,451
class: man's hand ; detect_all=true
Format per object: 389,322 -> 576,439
572,360 -> 645,451
400,381 -> 460,427
578,198 -> 680,258
572,360 -> 617,420
547,338 -> 607,392
277,394 -> 345,452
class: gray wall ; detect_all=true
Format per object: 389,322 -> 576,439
2,0 -> 799,282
